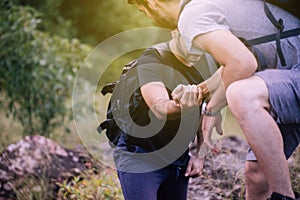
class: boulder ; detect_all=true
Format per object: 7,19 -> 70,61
0,135 -> 101,200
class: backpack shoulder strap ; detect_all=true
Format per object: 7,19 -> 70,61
100,59 -> 138,96
246,0 -> 300,66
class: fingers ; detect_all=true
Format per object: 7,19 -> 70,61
172,84 -> 203,109
216,118 -> 223,135
185,159 -> 193,177
203,137 -> 221,154
178,84 -> 200,108
197,87 -> 202,104
211,113 -> 223,136
202,115 -> 222,154
185,157 -> 204,177
171,84 -> 184,102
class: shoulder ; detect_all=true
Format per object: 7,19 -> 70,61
138,42 -> 174,65
178,0 -> 230,45
138,47 -> 162,66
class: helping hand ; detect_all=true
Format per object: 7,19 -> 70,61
171,84 -> 202,109
185,156 -> 205,178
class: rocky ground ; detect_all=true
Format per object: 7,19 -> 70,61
0,135 -> 103,200
188,136 -> 248,200
1,135 -> 298,200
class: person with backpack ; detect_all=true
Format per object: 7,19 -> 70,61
109,29 -> 219,200
126,0 -> 300,199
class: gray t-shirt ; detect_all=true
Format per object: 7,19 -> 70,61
178,0 -> 300,69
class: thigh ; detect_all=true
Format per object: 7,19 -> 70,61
255,69 -> 300,124
227,75 -> 270,110
117,170 -> 162,200
157,168 -> 189,200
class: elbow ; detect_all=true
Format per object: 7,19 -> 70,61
244,56 -> 258,76
231,54 -> 258,78
222,54 -> 258,88
240,53 -> 258,76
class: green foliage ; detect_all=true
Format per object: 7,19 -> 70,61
0,1 -> 91,136
18,0 -> 76,39
56,169 -> 124,200
60,0 -> 154,45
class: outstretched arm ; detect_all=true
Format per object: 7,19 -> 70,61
141,82 -> 201,120
193,29 -> 257,112
194,30 -> 257,152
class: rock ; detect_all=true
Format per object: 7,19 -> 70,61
187,136 -> 249,200
0,135 -> 102,200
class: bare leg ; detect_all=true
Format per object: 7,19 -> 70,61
244,161 -> 271,200
226,76 -> 294,198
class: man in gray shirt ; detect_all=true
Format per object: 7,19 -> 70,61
127,0 -> 300,199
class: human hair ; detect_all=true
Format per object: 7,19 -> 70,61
127,0 -> 146,5
127,0 -> 174,5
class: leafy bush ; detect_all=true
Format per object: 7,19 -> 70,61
0,1 -> 91,136
56,168 -> 123,200
11,173 -> 56,200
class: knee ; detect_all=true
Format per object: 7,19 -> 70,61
226,81 -> 254,116
244,162 -> 264,185
244,162 -> 269,194
226,77 -> 268,118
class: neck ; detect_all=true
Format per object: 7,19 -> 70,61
158,1 -> 180,27
168,2 -> 180,23
169,40 -> 192,67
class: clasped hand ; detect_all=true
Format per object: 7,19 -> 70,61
171,84 -> 202,109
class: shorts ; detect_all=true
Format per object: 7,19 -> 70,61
247,69 -> 300,161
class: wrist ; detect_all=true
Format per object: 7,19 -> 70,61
198,84 -> 209,99
201,101 -> 220,117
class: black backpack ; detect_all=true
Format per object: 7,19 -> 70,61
97,59 -> 138,147
97,43 -> 204,147
248,0 -> 300,66
266,0 -> 300,19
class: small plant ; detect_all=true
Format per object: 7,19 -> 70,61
56,168 -> 123,200
10,173 -> 55,200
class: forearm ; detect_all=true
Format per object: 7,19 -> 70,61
196,66 -> 226,111
197,66 -> 223,99
206,82 -> 227,112
193,131 -> 211,159
196,129 -> 204,154
151,99 -> 181,120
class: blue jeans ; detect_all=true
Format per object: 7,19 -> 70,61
117,165 -> 189,200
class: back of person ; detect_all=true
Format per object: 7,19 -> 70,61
178,0 -> 300,69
